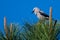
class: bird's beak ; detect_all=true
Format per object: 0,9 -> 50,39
32,11 -> 34,13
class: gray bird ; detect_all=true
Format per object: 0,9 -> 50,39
32,7 -> 49,20
32,7 -> 57,26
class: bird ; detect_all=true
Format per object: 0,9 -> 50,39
32,7 -> 57,26
32,7 -> 49,20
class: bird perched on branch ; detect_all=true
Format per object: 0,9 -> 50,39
32,7 -> 57,26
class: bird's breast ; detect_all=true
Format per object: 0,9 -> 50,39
37,13 -> 45,20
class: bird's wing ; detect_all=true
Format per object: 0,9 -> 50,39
39,11 -> 49,17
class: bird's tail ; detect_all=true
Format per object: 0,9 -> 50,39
54,20 -> 57,27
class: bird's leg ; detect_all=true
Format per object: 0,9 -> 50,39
39,19 -> 46,24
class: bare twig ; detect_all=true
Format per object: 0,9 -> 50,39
10,23 -> 13,40
49,7 -> 52,33
4,17 -> 9,40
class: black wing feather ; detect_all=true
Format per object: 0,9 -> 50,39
39,11 -> 49,17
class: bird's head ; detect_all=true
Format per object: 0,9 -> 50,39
32,7 -> 40,15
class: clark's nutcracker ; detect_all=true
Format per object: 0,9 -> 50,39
32,7 -> 57,26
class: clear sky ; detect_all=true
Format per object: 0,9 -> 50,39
0,0 -> 60,31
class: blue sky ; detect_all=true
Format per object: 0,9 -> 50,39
0,0 -> 60,31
